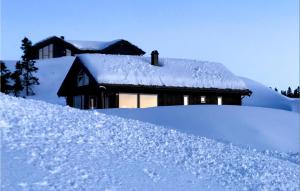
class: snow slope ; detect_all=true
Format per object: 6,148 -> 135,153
2,57 -> 75,104
242,77 -> 300,112
1,94 -> 299,190
102,105 -> 299,153
30,57 -> 75,104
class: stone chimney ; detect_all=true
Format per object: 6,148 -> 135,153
151,50 -> 159,66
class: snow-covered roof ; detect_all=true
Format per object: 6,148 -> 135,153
78,54 -> 248,90
65,39 -> 122,51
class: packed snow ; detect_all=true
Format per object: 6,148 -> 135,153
78,54 -> 248,90
102,105 -> 299,153
65,39 -> 122,51
242,77 -> 300,112
1,94 -> 299,190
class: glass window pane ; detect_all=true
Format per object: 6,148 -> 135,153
218,96 -> 222,105
140,94 -> 157,108
39,49 -> 43,59
119,93 -> 138,108
201,96 -> 206,103
66,49 -> 72,56
77,71 -> 89,86
43,46 -> 49,58
74,95 -> 82,108
184,95 -> 189,105
49,44 -> 53,58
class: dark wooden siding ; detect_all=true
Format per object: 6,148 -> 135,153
158,94 -> 183,106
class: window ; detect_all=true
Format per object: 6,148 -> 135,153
119,93 -> 138,108
39,49 -> 42,59
184,95 -> 189,105
39,44 -> 53,59
66,49 -> 72,56
217,96 -> 222,105
140,94 -> 157,108
77,70 -> 89,86
89,96 -> 96,109
73,95 -> 84,109
201,96 -> 206,103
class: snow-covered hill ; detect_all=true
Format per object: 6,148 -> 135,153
1,94 -> 299,190
242,77 -> 300,112
102,105 -> 299,153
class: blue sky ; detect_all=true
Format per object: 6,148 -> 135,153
1,0 -> 299,90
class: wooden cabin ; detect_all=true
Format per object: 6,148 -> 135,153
57,52 -> 251,109
31,36 -> 145,60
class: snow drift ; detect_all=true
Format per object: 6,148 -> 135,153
1,94 -> 299,190
102,105 -> 299,153
242,77 -> 300,112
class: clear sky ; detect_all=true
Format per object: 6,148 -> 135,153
1,0 -> 299,90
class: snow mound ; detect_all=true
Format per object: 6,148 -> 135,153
78,54 -> 247,90
242,77 -> 300,112
31,56 -> 75,104
102,105 -> 300,153
2,57 -> 75,104
1,94 -> 299,190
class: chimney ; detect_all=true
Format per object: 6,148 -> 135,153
60,36 -> 65,40
151,50 -> 159,66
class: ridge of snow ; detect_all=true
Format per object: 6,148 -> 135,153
78,54 -> 248,90
242,77 -> 300,112
66,39 -> 122,50
1,94 -> 299,190
102,105 -> 300,153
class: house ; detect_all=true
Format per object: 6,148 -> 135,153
57,51 -> 251,109
31,36 -> 145,60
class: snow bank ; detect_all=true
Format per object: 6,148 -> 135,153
31,57 -> 75,104
66,39 -> 121,50
2,57 -> 75,105
102,105 -> 299,153
1,94 -> 299,190
242,77 -> 300,112
78,54 -> 247,90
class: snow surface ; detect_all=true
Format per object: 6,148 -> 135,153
102,105 -> 300,153
242,77 -> 300,112
1,94 -> 299,190
2,57 -> 75,104
66,39 -> 122,51
78,54 -> 248,90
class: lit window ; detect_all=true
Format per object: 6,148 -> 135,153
201,96 -> 206,103
73,95 -> 84,109
66,49 -> 72,56
77,70 -> 89,86
140,94 -> 157,108
184,95 -> 189,105
217,96 -> 222,105
119,93 -> 138,108
89,96 -> 96,109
